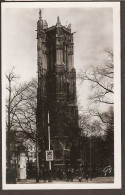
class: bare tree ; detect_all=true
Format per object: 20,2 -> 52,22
78,48 -> 113,105
6,68 -> 37,167
12,78 -> 37,141
6,67 -> 20,167
77,49 -> 114,170
88,106 -> 114,130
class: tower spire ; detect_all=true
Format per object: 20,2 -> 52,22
39,9 -> 42,19
56,16 -> 61,27
57,16 -> 60,23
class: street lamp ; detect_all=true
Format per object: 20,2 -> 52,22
89,133 -> 92,181
35,107 -> 39,183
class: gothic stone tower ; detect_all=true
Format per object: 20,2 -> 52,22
36,10 -> 80,168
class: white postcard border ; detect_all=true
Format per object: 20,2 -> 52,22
2,1 -> 121,190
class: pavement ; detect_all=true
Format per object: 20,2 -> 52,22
17,177 -> 114,184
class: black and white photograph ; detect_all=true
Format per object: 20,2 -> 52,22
2,2 -> 121,189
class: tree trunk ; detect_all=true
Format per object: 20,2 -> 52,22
7,80 -> 11,168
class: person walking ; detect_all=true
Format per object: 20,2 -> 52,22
57,168 -> 63,180
70,169 -> 74,182
60,168 -> 63,180
78,168 -> 83,182
85,173 -> 89,182
66,168 -> 70,182
52,168 -> 57,180
42,168 -> 48,183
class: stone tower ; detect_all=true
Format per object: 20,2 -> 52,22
36,10 -> 80,168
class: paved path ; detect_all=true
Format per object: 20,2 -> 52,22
17,177 -> 114,184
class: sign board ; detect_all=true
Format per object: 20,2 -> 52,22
46,150 -> 53,161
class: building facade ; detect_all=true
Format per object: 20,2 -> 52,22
36,10 -> 80,169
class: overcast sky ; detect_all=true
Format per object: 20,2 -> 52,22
2,7 -> 113,111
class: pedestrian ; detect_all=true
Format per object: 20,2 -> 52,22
66,168 -> 70,182
78,168 -> 83,182
39,168 -> 42,180
57,168 -> 62,180
70,169 -> 74,182
75,169 -> 79,178
42,168 -> 48,182
57,168 -> 60,180
60,168 -> 63,180
85,174 -> 89,182
48,169 -> 52,182
53,168 -> 57,180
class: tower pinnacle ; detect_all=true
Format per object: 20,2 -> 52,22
56,16 -> 61,27
39,9 -> 42,19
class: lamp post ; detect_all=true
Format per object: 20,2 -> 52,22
48,112 -> 52,182
35,108 -> 39,183
89,130 -> 93,181
48,112 -> 51,170
90,133 -> 92,180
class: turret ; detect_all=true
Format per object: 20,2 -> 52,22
56,16 -> 61,27
37,9 -> 43,32
43,20 -> 48,30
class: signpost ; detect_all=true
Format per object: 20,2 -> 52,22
46,150 -> 53,161
46,112 -> 53,170
47,112 -> 53,181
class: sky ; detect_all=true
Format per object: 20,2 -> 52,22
2,6 -> 113,111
